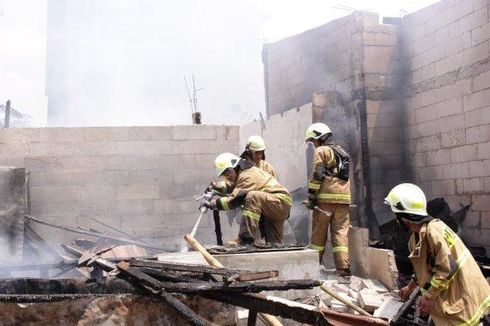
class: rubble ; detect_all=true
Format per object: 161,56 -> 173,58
358,288 -> 383,312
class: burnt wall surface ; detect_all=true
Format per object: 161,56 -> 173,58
0,126 -> 239,251
401,0 -> 490,250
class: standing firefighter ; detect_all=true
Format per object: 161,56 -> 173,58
204,153 -> 291,245
385,183 -> 490,325
240,135 -> 278,179
304,122 -> 351,276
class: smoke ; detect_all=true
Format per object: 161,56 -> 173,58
46,0 -> 267,127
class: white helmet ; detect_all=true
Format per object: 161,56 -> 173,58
384,183 -> 428,217
214,152 -> 240,177
246,135 -> 266,151
305,123 -> 332,141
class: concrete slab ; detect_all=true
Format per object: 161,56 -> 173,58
362,279 -> 389,293
374,297 -> 404,320
214,249 -> 320,300
358,288 -> 383,312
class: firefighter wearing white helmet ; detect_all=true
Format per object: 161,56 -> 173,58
304,122 -> 352,276
240,135 -> 278,179
205,152 -> 292,245
386,183 -> 490,325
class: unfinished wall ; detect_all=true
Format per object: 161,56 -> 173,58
0,126 -> 239,251
401,0 -> 490,250
263,14 -> 361,117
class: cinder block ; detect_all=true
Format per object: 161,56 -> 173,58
172,126 -> 217,140
415,135 -> 442,152
465,106 -> 490,129
481,211 -> 490,229
442,162 -> 470,179
460,9 -> 488,35
361,279 -> 389,293
473,194 -> 490,211
127,127 -> 173,141
440,129 -> 466,148
473,71 -> 490,92
427,149 -> 451,166
446,0 -> 474,24
437,98 -> 463,118
469,159 -> 490,177
38,128 -> 85,143
462,41 -> 489,66
451,144 -> 478,162
115,199 -> 155,216
466,124 -> 490,144
471,22 -> 490,46
374,297 -> 404,321
84,127 -> 129,142
456,178 -> 484,194
116,184 -> 160,200
464,88 -> 490,112
415,104 -> 439,123
431,179 -> 456,196
445,32 -> 472,56
358,288 -> 383,312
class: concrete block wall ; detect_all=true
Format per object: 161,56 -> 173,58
263,13 -> 362,117
0,126 -> 239,251
240,104 -> 313,191
401,0 -> 490,250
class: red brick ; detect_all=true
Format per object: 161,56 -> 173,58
451,144 -> 478,163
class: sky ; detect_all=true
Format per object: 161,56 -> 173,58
0,0 -> 439,127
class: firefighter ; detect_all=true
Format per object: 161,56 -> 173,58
385,183 -> 490,325
304,122 -> 351,276
204,152 -> 291,245
240,135 -> 278,179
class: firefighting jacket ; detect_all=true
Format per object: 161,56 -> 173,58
408,219 -> 490,325
256,160 -> 278,179
216,163 -> 291,211
307,145 -> 351,204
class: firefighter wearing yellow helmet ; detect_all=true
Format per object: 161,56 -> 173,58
386,183 -> 490,325
204,152 -> 292,245
305,122 -> 352,276
240,135 -> 278,179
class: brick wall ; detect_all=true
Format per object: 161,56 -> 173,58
401,0 -> 490,250
0,126 -> 239,251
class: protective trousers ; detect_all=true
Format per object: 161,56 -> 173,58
239,191 -> 290,244
310,203 -> 350,269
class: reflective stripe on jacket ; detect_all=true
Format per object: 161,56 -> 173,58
408,219 -> 490,325
219,166 -> 291,210
308,145 -> 351,204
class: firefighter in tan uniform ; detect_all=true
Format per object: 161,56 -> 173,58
205,153 -> 291,245
240,135 -> 278,179
304,123 -> 351,276
385,183 -> 490,326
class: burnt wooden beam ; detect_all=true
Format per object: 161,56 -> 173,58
61,243 -> 116,272
130,259 -> 279,282
203,292 -> 332,326
155,279 -> 320,294
0,293 -> 128,303
26,215 -> 165,252
116,262 -> 207,326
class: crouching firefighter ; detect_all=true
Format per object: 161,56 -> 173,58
240,135 -> 278,179
304,122 -> 352,276
385,183 -> 490,325
203,152 -> 292,245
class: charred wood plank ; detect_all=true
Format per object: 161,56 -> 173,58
203,292 -> 331,326
116,262 -> 206,326
247,310 -> 258,326
61,243 -> 116,272
26,215 -> 165,252
130,259 -> 279,281
0,293 -> 128,303
146,279 -> 320,294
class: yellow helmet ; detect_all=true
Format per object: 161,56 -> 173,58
305,123 -> 332,141
246,135 -> 266,151
384,183 -> 428,217
214,152 -> 240,177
